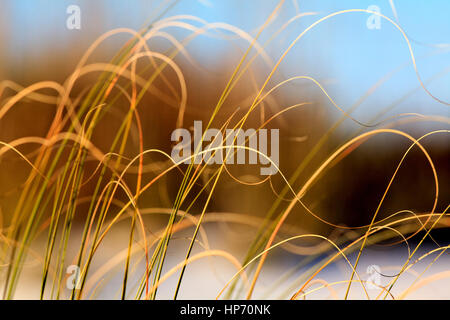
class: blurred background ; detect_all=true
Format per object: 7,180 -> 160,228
1,0 -> 448,231
0,0 -> 449,299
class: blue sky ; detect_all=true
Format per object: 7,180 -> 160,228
3,0 -> 450,118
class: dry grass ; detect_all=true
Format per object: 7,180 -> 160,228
0,2 -> 449,300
